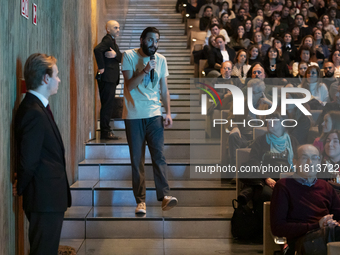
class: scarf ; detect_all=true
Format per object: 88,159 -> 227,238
266,132 -> 294,167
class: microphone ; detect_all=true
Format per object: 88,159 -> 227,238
150,55 -> 155,82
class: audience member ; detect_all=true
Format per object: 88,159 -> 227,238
298,65 -> 329,107
205,24 -> 230,45
271,144 -> 340,255
314,28 -> 330,67
323,62 -> 339,90
292,61 -> 308,86
247,45 -> 262,65
282,32 -> 297,64
229,24 -> 251,51
231,49 -> 251,84
205,35 -> 235,77
200,6 -> 214,31
263,46 -> 290,81
313,111 -> 340,152
292,46 -> 318,76
198,0 -> 220,18
331,49 -> 340,77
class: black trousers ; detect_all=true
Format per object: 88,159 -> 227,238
25,211 -> 65,255
98,80 -> 117,133
124,116 -> 170,203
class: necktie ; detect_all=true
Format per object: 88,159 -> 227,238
46,104 -> 55,122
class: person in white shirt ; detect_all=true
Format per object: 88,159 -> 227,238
121,27 -> 178,214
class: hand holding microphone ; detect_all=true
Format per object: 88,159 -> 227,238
150,55 -> 155,82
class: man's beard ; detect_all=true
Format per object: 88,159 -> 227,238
325,71 -> 334,78
141,43 -> 158,56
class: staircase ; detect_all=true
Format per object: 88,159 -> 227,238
59,0 -> 242,253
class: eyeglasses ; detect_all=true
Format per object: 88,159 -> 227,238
298,156 -> 321,161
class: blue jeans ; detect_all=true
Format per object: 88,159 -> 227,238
124,116 -> 170,203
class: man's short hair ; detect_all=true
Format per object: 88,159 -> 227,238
247,78 -> 265,89
24,53 -> 57,90
203,5 -> 213,12
140,27 -> 160,41
210,23 -> 220,30
221,60 -> 233,68
295,13 -> 305,20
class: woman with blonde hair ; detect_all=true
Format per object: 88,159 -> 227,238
252,16 -> 264,33
298,65 -> 329,106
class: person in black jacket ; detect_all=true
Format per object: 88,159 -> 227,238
14,53 -> 72,255
263,46 -> 291,84
94,20 -> 122,140
205,35 -> 236,77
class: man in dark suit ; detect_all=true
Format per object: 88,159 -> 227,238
14,53 -> 71,255
94,20 -> 122,140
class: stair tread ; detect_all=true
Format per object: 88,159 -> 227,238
65,206 -> 234,220
86,138 -> 219,145
71,180 -> 234,190
79,158 -> 215,165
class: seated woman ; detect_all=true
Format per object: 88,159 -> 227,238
252,15 -> 264,33
203,35 -> 218,59
238,111 -> 299,231
272,37 -> 283,58
247,45 -> 262,65
244,18 -> 254,40
229,25 -> 250,52
321,14 -> 338,38
282,32 -> 297,65
263,47 -> 291,81
292,46 -> 318,76
331,50 -> 340,78
205,35 -> 236,77
220,13 -> 233,37
251,31 -> 264,54
219,1 -> 235,20
298,65 -> 329,107
261,25 -> 274,56
292,61 -> 308,86
313,111 -> 340,152
322,130 -> 340,184
231,49 -> 251,84
314,29 -> 330,68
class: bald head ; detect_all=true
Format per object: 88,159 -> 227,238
294,144 -> 321,179
106,20 -> 120,38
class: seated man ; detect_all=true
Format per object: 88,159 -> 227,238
271,144 -> 340,254
199,6 -> 213,31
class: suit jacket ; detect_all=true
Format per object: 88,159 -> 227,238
15,93 -> 71,212
205,46 -> 236,74
94,34 -> 122,84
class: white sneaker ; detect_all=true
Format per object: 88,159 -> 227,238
162,196 -> 178,211
135,202 -> 146,214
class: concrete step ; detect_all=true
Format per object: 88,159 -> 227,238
125,18 -> 183,24
119,35 -> 187,40
78,158 -> 217,181
60,238 -> 263,254
124,24 -> 185,29
105,128 -> 205,139
108,119 -> 203,130
120,29 -> 185,34
61,206 -> 233,239
84,138 -> 219,160
70,180 -> 234,207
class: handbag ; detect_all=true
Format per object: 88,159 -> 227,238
295,225 -> 336,255
231,199 -> 262,240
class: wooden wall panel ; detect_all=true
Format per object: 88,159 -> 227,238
0,0 -> 129,254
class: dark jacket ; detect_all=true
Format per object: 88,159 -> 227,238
205,46 -> 236,74
94,34 -> 122,84
15,93 -> 71,212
